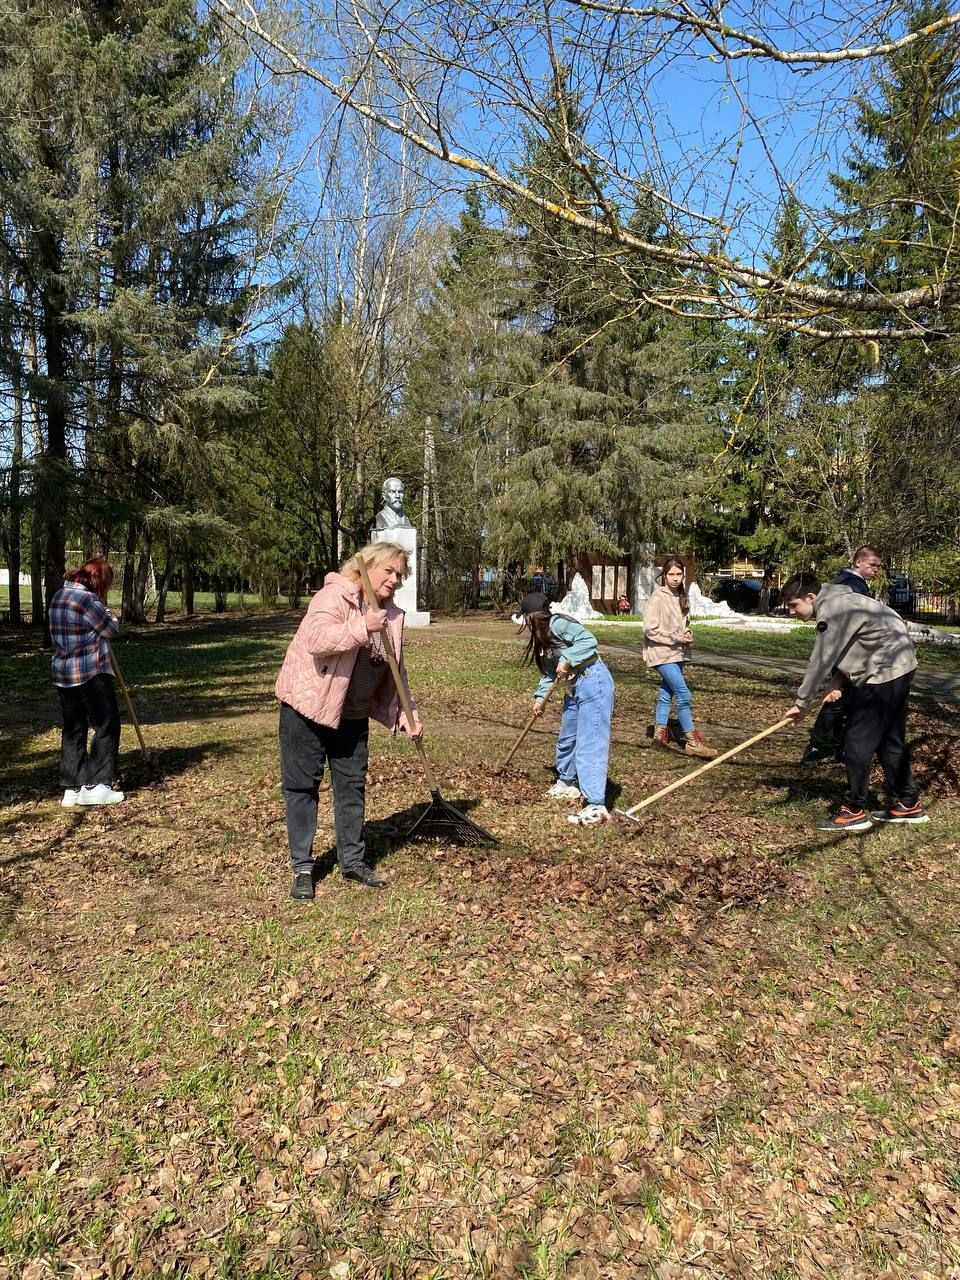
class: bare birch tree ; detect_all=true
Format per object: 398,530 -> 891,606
212,0 -> 960,340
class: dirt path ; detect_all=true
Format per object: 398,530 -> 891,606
422,616 -> 960,704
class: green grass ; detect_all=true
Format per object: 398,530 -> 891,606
0,584 -> 284,618
593,618 -> 960,671
0,613 -> 958,1277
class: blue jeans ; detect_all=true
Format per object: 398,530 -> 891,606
555,660 -> 615,806
655,662 -> 694,733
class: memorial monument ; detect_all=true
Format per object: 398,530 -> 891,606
374,477 -> 413,531
370,477 -> 430,627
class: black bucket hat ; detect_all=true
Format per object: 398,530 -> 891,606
519,591 -> 549,615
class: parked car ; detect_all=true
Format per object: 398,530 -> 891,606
711,577 -> 780,614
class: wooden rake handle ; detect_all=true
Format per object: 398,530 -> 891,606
107,641 -> 150,761
500,675 -> 563,768
623,715 -> 794,818
355,556 -> 438,794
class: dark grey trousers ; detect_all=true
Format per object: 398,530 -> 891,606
57,675 -> 121,788
279,702 -> 369,875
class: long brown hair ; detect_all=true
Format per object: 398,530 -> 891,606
522,606 -> 560,674
659,556 -> 689,616
67,558 -> 113,602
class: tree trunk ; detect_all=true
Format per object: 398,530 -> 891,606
420,419 -> 433,608
121,519 -> 140,622
183,562 -> 195,616
131,531 -> 152,623
37,238 -> 69,633
7,343 -> 23,627
154,565 -> 169,624
30,519 -> 44,626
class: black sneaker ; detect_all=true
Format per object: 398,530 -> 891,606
343,865 -> 386,889
801,744 -> 830,769
815,806 -> 873,833
871,800 -> 930,825
290,872 -> 315,901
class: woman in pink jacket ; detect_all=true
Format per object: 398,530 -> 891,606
275,542 -> 423,899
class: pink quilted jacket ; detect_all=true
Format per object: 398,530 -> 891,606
274,572 -> 419,731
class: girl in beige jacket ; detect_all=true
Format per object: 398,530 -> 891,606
642,557 -> 716,758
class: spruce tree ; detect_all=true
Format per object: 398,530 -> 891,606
824,0 -> 960,562
490,79 -> 709,577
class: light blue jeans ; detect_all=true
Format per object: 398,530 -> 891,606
555,660 -> 615,806
654,662 -> 694,733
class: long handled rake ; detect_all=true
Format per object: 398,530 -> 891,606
498,675 -> 563,770
615,715 -> 793,825
107,641 -> 151,764
357,557 -> 498,847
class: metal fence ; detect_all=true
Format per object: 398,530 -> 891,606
895,589 -> 960,625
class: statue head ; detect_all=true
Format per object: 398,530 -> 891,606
381,477 -> 406,514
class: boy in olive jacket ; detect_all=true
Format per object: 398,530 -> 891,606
781,572 -> 928,832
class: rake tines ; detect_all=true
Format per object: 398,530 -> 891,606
405,790 -> 499,847
355,554 -> 499,850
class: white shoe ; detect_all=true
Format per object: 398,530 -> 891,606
78,784 -> 125,806
567,804 -> 610,826
61,789 -> 80,808
546,780 -> 581,800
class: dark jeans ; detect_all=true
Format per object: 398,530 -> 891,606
57,675 -> 121,788
842,672 -> 918,811
279,702 -> 369,875
809,683 -> 851,751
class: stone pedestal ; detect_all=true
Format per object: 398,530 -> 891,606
632,543 -> 658,614
371,526 -> 431,628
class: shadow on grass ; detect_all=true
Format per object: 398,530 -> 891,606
853,839 -> 960,984
0,735 -> 241,808
0,737 -> 243,933
307,793 -> 496,885
0,807 -> 88,936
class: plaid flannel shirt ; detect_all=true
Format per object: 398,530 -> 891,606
49,581 -> 119,687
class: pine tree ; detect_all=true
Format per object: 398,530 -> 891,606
0,0 -> 284,621
824,0 -> 960,561
490,78 -> 708,576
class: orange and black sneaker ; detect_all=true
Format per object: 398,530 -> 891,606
815,806 -> 874,833
871,800 -> 930,825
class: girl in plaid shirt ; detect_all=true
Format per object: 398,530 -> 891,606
49,558 -> 124,807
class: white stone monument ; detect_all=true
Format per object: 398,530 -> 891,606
553,572 -> 603,621
370,477 -> 430,628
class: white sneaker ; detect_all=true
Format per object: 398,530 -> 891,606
78,784 -> 125,806
546,780 -> 581,800
61,789 -> 80,808
567,804 -> 610,826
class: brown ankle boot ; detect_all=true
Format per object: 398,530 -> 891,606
684,730 -> 717,759
654,726 -> 683,753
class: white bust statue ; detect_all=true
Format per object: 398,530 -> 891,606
374,476 -> 413,530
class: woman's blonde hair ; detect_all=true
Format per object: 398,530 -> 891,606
339,541 -> 410,585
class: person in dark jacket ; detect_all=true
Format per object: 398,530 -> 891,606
49,558 -> 124,807
800,546 -> 882,768
783,573 -> 927,831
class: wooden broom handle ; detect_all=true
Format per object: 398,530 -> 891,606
107,641 -> 149,760
500,675 -> 563,768
355,556 -> 439,794
623,716 -> 794,818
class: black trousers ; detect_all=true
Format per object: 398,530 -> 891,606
842,672 -> 918,811
279,703 -> 370,875
809,683 -> 851,751
57,675 -> 121,788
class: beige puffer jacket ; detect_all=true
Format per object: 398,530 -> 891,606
642,585 -> 691,668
